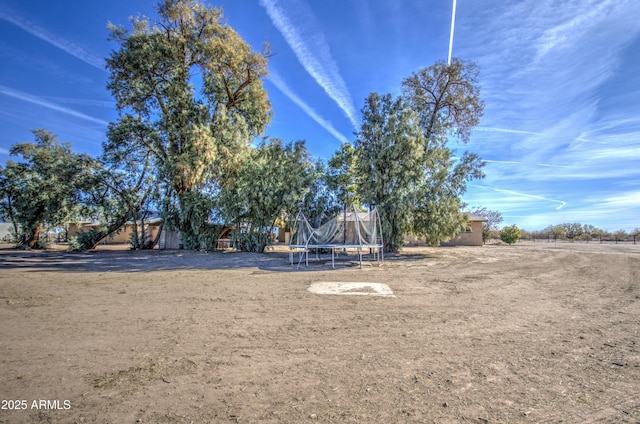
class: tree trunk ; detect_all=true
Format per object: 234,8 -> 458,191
131,218 -> 140,249
143,221 -> 164,249
23,225 -> 42,249
79,214 -> 132,250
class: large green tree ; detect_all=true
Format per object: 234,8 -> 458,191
354,59 -> 484,251
106,0 -> 272,248
355,93 -> 423,252
403,58 -> 485,246
102,116 -> 161,249
68,116 -> 163,251
0,130 -> 95,249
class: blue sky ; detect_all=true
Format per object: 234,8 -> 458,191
1,0 -> 639,232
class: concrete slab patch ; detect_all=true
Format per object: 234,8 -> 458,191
308,282 -> 395,297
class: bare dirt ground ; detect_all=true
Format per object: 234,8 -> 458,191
0,241 -> 639,423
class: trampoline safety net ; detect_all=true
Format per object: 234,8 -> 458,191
289,205 -> 384,268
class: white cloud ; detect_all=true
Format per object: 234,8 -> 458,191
259,0 -> 359,130
0,7 -> 104,70
534,0 -> 617,60
595,191 -> 640,209
268,70 -> 350,145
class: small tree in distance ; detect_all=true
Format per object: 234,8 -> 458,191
500,224 -> 521,245
545,224 -> 566,241
559,222 -> 583,242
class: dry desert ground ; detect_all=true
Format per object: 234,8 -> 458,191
0,241 -> 639,423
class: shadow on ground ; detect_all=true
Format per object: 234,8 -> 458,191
0,247 -> 432,273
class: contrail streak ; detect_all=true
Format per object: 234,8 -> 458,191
259,0 -> 359,130
0,84 -> 109,126
447,0 -> 457,65
0,7 -> 104,70
268,70 -> 350,145
471,184 -> 567,210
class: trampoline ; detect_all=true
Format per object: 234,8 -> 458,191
289,205 -> 384,269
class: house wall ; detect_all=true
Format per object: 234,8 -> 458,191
159,229 -> 182,249
67,223 -> 90,239
68,223 -> 162,245
405,220 -> 484,247
441,221 -> 484,246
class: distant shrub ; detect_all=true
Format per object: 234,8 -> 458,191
500,225 -> 521,245
66,236 -> 81,252
67,229 -> 101,251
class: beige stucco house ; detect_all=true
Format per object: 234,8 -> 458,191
67,218 -> 164,246
405,213 -> 488,247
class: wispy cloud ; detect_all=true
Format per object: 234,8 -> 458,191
594,190 -> 640,210
268,70 -> 350,145
462,0 -> 640,133
259,0 -> 359,130
44,96 -> 115,108
470,184 -> 566,210
535,0 -> 617,60
475,127 -> 542,136
483,159 -> 572,169
0,84 -> 109,126
0,6 -> 104,70
507,190 -> 640,232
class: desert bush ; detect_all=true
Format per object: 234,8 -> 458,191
500,225 -> 521,245
66,236 -> 81,252
232,230 -> 275,253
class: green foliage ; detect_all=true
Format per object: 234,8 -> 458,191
353,59 -> 485,251
96,116 -> 162,250
106,0 -> 272,244
66,236 -> 82,252
500,225 -> 521,245
327,142 -> 359,208
402,58 -> 484,144
231,229 -> 274,253
299,160 -> 341,228
177,190 -> 215,250
355,93 -> 423,253
219,139 -> 314,253
0,130 -> 96,249
413,197 -> 468,247
402,59 -> 484,246
67,229 -> 102,252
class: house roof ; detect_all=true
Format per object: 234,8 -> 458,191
466,213 -> 488,222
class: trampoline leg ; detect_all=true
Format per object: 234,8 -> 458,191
331,248 -> 335,269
